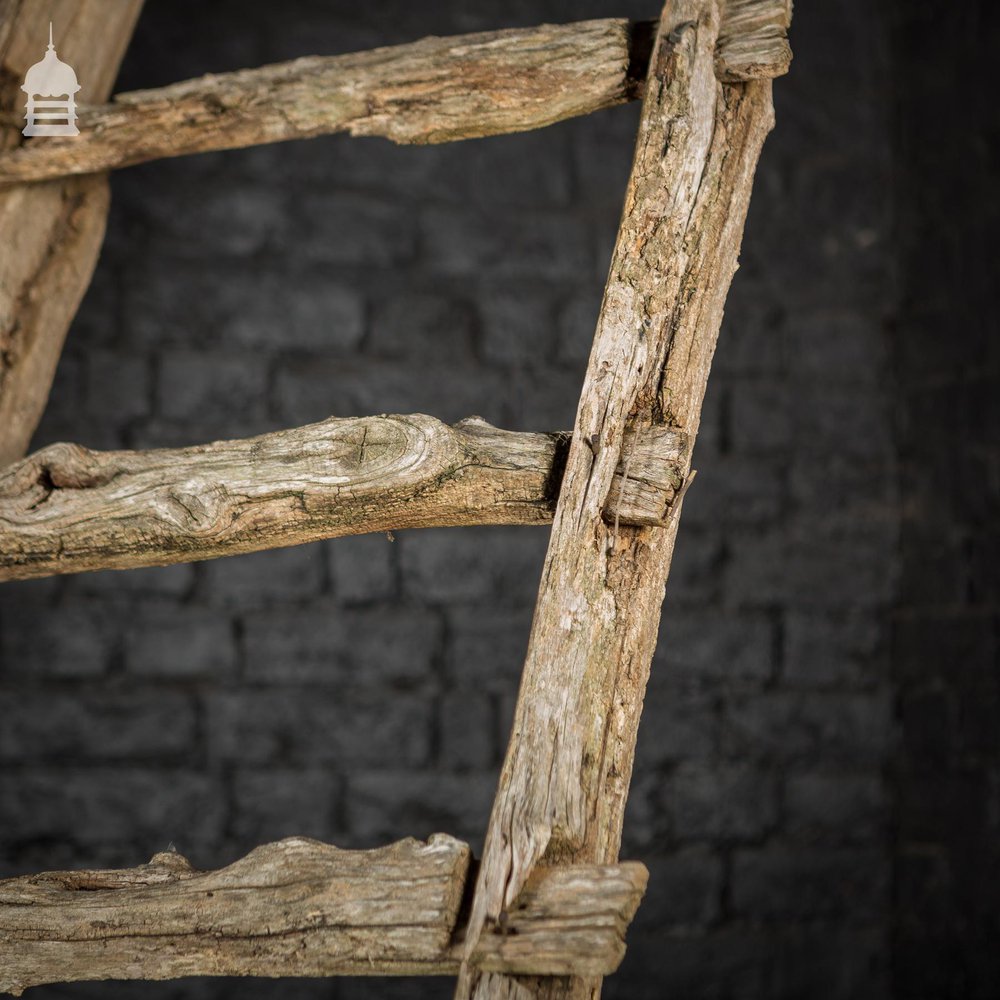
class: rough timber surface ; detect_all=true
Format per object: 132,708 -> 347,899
0,414 -> 685,580
457,1 -> 779,997
0,0 -> 143,466
0,19 -> 651,184
0,836 -> 646,995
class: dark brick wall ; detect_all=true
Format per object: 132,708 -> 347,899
0,1 -> 992,998
888,3 -> 1000,998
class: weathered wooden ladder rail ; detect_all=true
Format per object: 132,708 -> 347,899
0,1 -> 791,997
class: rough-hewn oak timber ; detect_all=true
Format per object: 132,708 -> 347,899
0,415 -> 685,581
715,0 -> 792,80
0,19 -> 653,185
458,1 -> 780,998
0,835 -> 646,995
0,0 -> 143,467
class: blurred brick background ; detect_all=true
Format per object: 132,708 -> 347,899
0,1 -> 996,998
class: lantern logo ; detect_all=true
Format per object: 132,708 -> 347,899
21,23 -> 80,137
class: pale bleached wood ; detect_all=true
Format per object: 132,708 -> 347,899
0,834 -> 468,994
458,1 -> 780,998
0,414 -> 685,581
716,0 -> 792,80
0,0 -> 143,467
0,836 -> 646,994
0,19 -> 653,186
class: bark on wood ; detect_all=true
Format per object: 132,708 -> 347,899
0,0 -> 143,467
0,414 -> 685,581
0,836 -> 646,995
716,0 -> 792,80
0,19 -> 653,186
458,2 -> 779,998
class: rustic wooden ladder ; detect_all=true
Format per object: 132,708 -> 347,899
0,2 -> 791,997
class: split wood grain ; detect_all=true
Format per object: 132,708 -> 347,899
0,835 -> 646,994
470,864 -> 647,978
0,414 -> 685,581
0,0 -> 143,467
0,834 -> 468,994
458,1 -> 781,998
0,19 -> 652,185
716,0 -> 792,81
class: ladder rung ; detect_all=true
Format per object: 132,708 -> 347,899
0,413 -> 686,582
0,834 -> 647,993
0,19 -> 651,186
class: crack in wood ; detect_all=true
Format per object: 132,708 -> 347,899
0,836 -> 646,994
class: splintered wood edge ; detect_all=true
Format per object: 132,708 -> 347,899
0,836 -> 647,994
0,414 -> 687,580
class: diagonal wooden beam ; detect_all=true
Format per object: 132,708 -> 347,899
457,1 -> 783,998
0,834 -> 647,995
0,19 -> 654,186
0,415 -> 685,581
0,0 -> 143,468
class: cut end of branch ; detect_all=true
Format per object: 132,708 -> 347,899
603,425 -> 688,527
716,0 -> 793,81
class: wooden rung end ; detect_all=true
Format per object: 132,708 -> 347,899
471,862 -> 648,978
602,425 -> 688,527
716,0 -> 793,80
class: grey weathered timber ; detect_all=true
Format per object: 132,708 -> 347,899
471,864 -> 647,977
458,1 -> 781,998
715,0 -> 792,80
0,1 -> 143,468
0,415 -> 685,581
0,3 -> 792,188
0,19 -> 651,185
0,835 -> 646,995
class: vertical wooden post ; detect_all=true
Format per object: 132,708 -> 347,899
457,2 -> 778,997
0,0 -> 143,467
